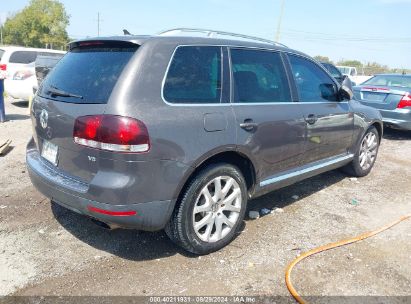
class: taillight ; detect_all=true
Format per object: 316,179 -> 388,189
73,115 -> 150,153
0,64 -> 6,71
13,70 -> 34,80
397,93 -> 411,109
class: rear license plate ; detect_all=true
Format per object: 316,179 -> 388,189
41,140 -> 58,166
362,92 -> 387,102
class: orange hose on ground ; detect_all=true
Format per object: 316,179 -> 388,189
285,214 -> 411,304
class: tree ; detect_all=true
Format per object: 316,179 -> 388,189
314,55 -> 333,64
3,0 -> 69,49
337,60 -> 362,68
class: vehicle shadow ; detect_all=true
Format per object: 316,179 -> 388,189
245,169 -> 346,216
52,169 -> 347,261
5,114 -> 30,121
51,201 -> 196,261
383,127 -> 411,141
11,100 -> 29,108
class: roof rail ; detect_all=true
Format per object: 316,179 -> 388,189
158,28 -> 288,48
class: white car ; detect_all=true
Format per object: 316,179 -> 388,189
0,46 -> 65,101
336,65 -> 373,86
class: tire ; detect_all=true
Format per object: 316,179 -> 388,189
165,163 -> 248,255
343,126 -> 380,177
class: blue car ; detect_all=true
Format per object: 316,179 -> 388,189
353,74 -> 411,130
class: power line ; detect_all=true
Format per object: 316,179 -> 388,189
280,28 -> 411,42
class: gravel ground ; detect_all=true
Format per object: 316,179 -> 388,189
0,97 -> 410,300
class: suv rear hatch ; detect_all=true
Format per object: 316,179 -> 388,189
32,40 -> 139,183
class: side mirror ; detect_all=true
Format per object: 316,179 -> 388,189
319,83 -> 337,101
339,76 -> 353,100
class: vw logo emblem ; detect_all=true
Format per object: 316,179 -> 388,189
40,109 -> 48,129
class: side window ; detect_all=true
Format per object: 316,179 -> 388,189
288,55 -> 338,102
230,49 -> 291,103
163,46 -> 222,104
9,51 -> 38,64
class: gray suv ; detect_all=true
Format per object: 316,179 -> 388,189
27,29 -> 383,254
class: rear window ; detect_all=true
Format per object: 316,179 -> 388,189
322,63 -> 342,79
39,52 -> 64,58
39,42 -> 138,104
9,51 -> 38,64
363,75 -> 411,89
0,49 -> 4,61
163,46 -> 222,104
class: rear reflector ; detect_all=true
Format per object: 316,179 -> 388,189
87,205 -> 137,217
73,115 -> 150,153
397,93 -> 411,109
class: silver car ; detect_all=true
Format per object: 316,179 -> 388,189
353,74 -> 411,130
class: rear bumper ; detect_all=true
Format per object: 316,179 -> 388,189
26,146 -> 176,231
381,108 -> 411,130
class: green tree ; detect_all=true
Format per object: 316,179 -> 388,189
337,60 -> 362,68
314,55 -> 333,64
3,0 -> 69,49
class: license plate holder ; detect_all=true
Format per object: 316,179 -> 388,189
41,140 -> 58,166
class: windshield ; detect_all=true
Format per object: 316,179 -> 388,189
363,75 -> 411,89
39,42 -> 139,104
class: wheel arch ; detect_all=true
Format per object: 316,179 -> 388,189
173,150 -> 257,207
371,121 -> 383,141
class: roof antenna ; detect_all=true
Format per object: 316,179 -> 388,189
123,29 -> 132,35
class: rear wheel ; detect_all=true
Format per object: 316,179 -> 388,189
344,126 -> 380,177
165,164 -> 247,255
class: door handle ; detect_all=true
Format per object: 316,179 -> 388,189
240,119 -> 258,131
305,114 -> 318,125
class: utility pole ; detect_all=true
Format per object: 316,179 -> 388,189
0,16 -> 3,45
275,0 -> 286,42
97,12 -> 100,36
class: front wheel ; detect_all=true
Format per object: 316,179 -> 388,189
165,163 -> 247,255
343,126 -> 380,177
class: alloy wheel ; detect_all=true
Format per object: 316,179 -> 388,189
359,132 -> 378,170
192,176 -> 242,243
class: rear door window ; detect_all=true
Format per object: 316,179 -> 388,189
163,46 -> 222,104
39,42 -> 138,104
9,51 -> 38,64
230,48 -> 291,103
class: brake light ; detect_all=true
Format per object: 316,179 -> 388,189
0,64 -> 6,71
13,70 -> 34,80
79,41 -> 105,47
397,93 -> 411,109
73,115 -> 150,153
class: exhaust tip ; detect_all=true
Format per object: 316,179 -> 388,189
91,219 -> 112,230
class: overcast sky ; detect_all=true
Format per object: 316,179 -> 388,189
1,0 -> 411,68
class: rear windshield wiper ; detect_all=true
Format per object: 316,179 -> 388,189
47,85 -> 83,99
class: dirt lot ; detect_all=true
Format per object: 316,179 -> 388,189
1,97 -> 411,300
